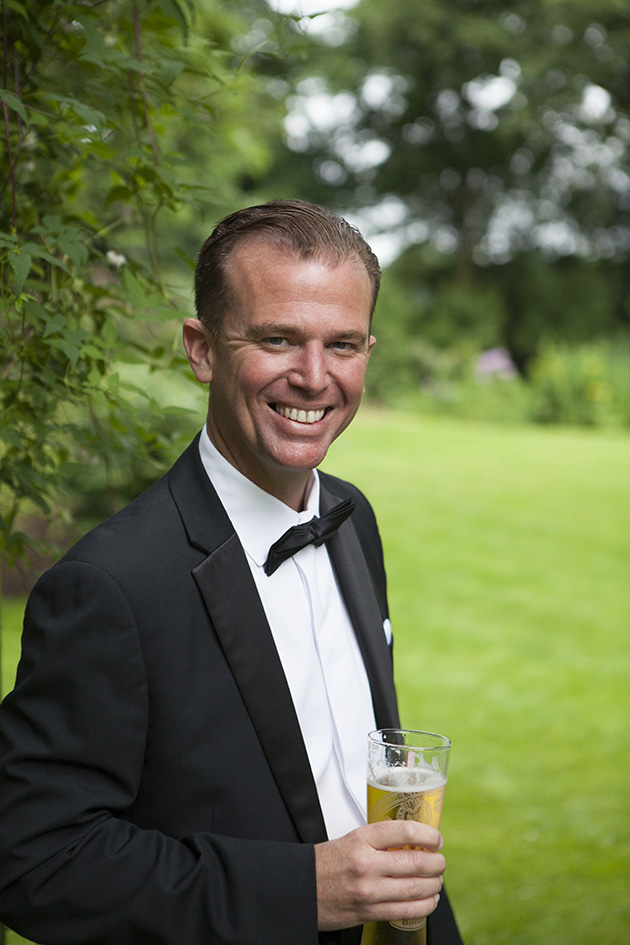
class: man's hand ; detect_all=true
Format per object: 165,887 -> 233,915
314,821 -> 445,931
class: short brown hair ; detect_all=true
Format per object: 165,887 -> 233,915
194,198 -> 381,336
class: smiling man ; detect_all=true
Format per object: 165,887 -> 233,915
184,229 -> 375,508
0,200 -> 462,945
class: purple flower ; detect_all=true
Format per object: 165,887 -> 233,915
476,347 -> 517,381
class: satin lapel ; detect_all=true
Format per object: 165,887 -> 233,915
320,485 -> 400,729
169,440 -> 327,844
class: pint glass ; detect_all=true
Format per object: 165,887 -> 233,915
360,729 -> 451,945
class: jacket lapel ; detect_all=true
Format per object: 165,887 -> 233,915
169,439 -> 327,844
320,483 -> 400,730
192,540 -> 328,843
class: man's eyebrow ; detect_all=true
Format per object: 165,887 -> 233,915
250,324 -> 369,344
331,329 -> 370,343
248,323 -> 298,337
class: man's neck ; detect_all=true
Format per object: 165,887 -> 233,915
249,470 -> 313,513
204,424 -> 314,512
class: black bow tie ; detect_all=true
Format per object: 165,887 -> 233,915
264,498 -> 355,576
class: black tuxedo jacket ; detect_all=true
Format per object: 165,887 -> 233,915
0,436 -> 461,945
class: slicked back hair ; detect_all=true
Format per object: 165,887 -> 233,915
194,199 -> 381,337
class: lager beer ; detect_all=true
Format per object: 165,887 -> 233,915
361,730 -> 451,945
367,766 -> 446,832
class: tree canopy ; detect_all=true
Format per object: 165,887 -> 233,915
264,0 -> 630,371
0,0 -> 287,567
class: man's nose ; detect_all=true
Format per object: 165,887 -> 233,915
287,342 -> 329,392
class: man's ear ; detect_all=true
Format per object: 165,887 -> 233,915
183,318 -> 214,385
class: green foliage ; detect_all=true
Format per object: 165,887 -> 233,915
379,342 -> 630,430
491,253 -> 629,365
369,262 -> 630,427
527,338 -> 630,426
371,348 -> 533,426
0,0 -> 288,566
273,0 -> 630,256
365,277 -> 426,400
264,0 -> 630,386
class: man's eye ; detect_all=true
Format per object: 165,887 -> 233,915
330,341 -> 353,351
265,337 -> 286,346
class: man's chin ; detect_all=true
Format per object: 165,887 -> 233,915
275,435 -> 337,467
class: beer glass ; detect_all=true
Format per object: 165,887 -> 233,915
360,729 -> 451,945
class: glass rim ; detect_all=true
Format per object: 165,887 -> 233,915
368,727 -> 452,750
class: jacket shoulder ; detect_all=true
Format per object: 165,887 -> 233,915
56,439 -> 205,582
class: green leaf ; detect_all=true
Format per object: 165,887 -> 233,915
175,247 -> 195,270
0,88 -> 28,123
24,301 -> 48,329
8,250 -> 32,292
42,95 -> 108,132
57,236 -> 89,268
154,0 -> 191,36
101,319 -> 118,345
43,313 -> 67,338
71,101 -> 109,131
87,369 -> 103,386
121,270 -> 147,308
85,140 -> 116,160
64,330 -> 89,346
41,214 -> 64,233
105,185 -> 134,206
56,341 -> 81,369
76,18 -> 106,57
114,350 -> 147,365
21,243 -> 72,274
88,389 -> 108,410
3,1 -> 28,20
161,405 -> 197,416
0,423 -> 23,448
82,344 -> 105,360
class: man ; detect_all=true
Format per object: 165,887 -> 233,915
0,200 -> 462,944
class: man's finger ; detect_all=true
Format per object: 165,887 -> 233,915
364,873 -> 443,906
374,846 -> 446,881
363,819 -> 444,852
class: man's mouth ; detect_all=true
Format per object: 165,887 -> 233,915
272,404 -> 326,424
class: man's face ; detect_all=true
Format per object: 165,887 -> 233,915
199,240 -> 374,502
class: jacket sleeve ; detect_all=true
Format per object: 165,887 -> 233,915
0,560 -> 318,945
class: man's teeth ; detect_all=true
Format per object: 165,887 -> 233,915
275,405 -> 325,424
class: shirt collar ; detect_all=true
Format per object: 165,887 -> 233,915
198,426 -> 320,568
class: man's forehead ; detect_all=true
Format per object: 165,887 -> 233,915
218,242 -> 371,341
225,235 -> 368,287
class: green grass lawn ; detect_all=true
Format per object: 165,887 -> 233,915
325,409 -> 630,945
2,409 -> 629,945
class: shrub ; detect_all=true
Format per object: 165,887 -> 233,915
527,340 -> 630,428
372,338 -> 630,429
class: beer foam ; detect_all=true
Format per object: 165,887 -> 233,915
369,765 -> 446,792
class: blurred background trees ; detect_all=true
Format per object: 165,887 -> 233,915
260,0 -> 630,414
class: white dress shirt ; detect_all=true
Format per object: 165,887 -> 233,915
198,428 -> 377,839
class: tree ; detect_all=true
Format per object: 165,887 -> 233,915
0,0 -> 286,574
264,0 -> 630,368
